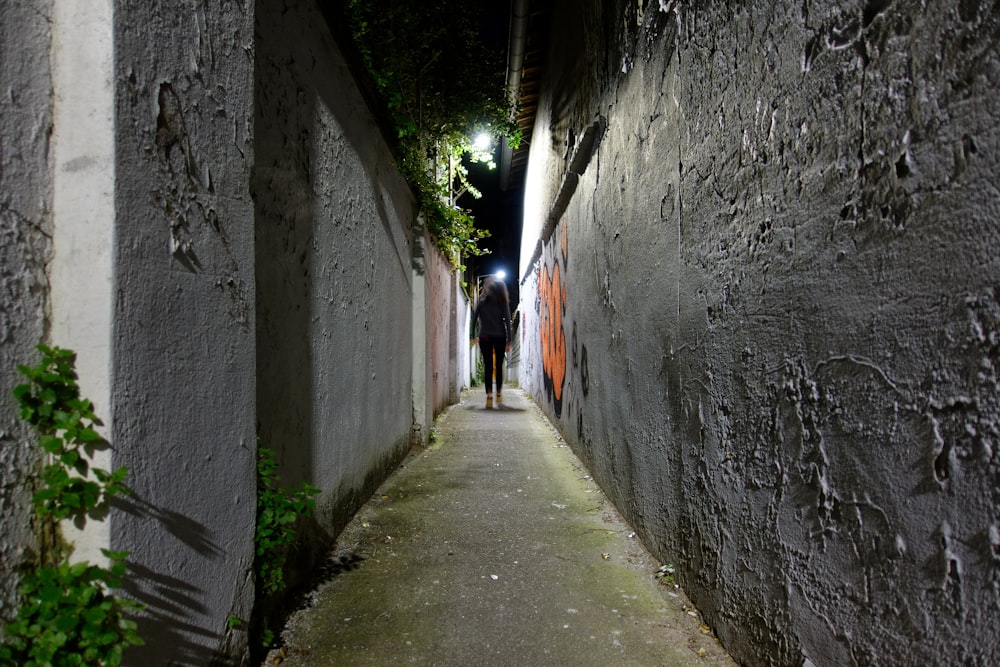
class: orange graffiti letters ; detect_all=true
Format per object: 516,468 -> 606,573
539,262 -> 566,405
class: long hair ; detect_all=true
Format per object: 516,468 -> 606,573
482,277 -> 509,306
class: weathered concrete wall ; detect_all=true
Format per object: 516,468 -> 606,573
519,1 -> 1000,665
0,0 -> 53,618
110,1 -> 256,663
255,0 -> 415,551
426,237 -> 455,416
3,0 -> 463,662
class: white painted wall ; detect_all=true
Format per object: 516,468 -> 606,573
412,236 -> 429,444
50,0 -> 115,567
452,276 -> 471,401
519,111 -> 554,282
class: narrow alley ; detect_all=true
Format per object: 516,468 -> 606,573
2,1 -> 998,665
269,388 -> 734,666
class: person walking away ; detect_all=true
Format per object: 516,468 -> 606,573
471,276 -> 512,408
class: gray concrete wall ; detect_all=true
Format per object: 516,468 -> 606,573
255,0 -> 416,549
0,0 -> 53,617
519,1 -> 1000,665
109,1 -> 257,663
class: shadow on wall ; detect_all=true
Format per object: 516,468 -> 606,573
116,494 -> 224,559
251,2 -> 400,638
123,562 -> 241,667
114,494 -> 243,666
252,43 -> 326,653
253,45 -> 317,494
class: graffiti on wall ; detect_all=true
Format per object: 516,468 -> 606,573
538,222 -> 570,417
535,218 -> 593,456
539,260 -> 566,416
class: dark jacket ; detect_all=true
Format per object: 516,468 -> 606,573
472,295 -> 512,343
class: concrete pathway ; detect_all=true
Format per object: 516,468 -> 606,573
269,388 -> 736,666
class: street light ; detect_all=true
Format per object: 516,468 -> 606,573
474,270 -> 506,308
477,269 -> 506,289
473,132 -> 492,152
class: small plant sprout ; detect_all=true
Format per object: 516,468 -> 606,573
252,446 -> 320,656
255,447 -> 320,596
656,563 -> 677,585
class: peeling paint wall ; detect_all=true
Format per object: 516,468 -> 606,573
255,0 -> 416,550
110,1 -> 256,663
519,1 -> 1000,665
0,0 -> 53,619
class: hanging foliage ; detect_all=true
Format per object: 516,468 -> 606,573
343,0 -> 521,265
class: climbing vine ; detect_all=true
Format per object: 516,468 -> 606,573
0,345 -> 143,667
344,0 -> 520,266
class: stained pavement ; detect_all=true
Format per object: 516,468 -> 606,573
268,388 -> 736,666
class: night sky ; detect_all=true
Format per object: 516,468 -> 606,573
463,156 -> 523,310
465,0 -> 522,311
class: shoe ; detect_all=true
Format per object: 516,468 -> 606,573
496,393 -> 503,405
485,395 -> 493,409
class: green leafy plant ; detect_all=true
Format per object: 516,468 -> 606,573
344,0 -> 520,265
0,550 -> 141,667
13,346 -> 129,525
472,351 -> 485,387
251,447 -> 320,656
260,628 -> 275,652
1,345 -> 143,667
408,160 -> 491,267
255,447 -> 320,596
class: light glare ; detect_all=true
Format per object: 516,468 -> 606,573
473,132 -> 492,151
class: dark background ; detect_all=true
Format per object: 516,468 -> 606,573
464,0 -> 522,313
463,156 -> 522,312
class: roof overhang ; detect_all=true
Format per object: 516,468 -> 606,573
499,0 -> 549,192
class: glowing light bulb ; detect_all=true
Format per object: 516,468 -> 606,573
473,132 -> 492,151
